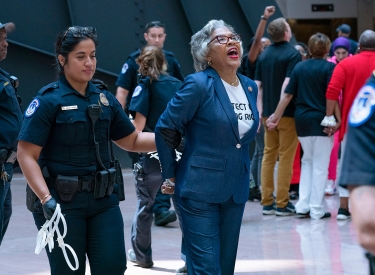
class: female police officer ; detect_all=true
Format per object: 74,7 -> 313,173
17,26 -> 155,275
127,45 -> 184,269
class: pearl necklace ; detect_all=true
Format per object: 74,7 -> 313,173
230,76 -> 239,86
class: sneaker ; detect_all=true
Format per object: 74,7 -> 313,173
127,249 -> 153,268
175,264 -> 188,275
248,186 -> 261,201
154,210 -> 177,226
297,211 -> 310,218
276,201 -> 296,216
325,179 -> 336,195
320,212 -> 331,219
262,203 -> 276,215
337,208 -> 351,220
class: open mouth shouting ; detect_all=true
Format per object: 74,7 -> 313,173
227,47 -> 239,59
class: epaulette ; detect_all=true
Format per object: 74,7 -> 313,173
38,82 -> 59,96
91,78 -> 108,90
129,50 -> 141,60
163,49 -> 174,57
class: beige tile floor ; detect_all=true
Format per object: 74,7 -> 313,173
0,170 -> 368,275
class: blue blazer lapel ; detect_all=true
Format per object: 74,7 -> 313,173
205,67 -> 240,141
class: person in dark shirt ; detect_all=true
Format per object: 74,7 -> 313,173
0,21 -> 22,246
115,21 -> 183,226
17,26 -> 155,275
237,6 -> 275,202
115,21 -> 184,113
126,45 -> 186,272
339,71 -> 375,268
266,33 -> 338,219
255,17 -> 301,216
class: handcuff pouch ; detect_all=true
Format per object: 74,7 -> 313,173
56,175 -> 79,203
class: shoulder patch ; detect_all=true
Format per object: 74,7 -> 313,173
132,85 -> 142,97
121,63 -> 129,74
25,98 -> 40,117
349,84 -> 375,127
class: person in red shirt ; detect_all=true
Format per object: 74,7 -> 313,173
323,29 -> 375,220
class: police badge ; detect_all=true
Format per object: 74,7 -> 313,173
99,93 -> 109,106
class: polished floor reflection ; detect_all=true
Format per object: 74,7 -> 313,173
0,171 -> 368,275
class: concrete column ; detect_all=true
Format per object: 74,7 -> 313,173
357,0 -> 373,39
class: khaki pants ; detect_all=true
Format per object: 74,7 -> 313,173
261,117 -> 298,208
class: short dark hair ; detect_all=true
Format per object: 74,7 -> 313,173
267,18 -> 287,42
145,21 -> 165,33
55,26 -> 98,76
308,33 -> 331,58
359,30 -> 375,50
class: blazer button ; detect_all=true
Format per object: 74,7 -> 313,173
236,144 -> 241,149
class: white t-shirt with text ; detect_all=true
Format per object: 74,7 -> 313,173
222,80 -> 254,138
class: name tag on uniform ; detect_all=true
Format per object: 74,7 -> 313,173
61,105 -> 78,110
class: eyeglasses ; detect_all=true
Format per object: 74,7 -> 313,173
208,34 -> 242,45
61,26 -> 97,44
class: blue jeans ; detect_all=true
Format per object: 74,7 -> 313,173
251,124 -> 264,187
33,189 -> 126,275
0,163 -> 13,245
178,196 -> 245,275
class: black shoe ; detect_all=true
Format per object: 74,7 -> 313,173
337,208 -> 351,220
289,191 -> 299,200
154,210 -> 177,226
321,212 -> 331,219
297,211 -> 310,218
248,186 -> 261,201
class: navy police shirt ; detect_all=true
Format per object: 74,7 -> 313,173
339,71 -> 375,186
129,74 -> 182,131
115,49 -> 184,107
18,76 -> 135,176
0,68 -> 23,150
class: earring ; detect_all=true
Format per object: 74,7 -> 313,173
208,60 -> 212,66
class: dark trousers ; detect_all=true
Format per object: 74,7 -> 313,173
33,189 -> 126,275
153,189 -> 172,215
131,156 -> 186,264
131,156 -> 162,264
178,196 -> 245,275
0,163 -> 12,245
251,124 -> 264,187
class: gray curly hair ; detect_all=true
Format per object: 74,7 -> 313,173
190,19 -> 243,72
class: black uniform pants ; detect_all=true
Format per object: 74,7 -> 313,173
0,163 -> 12,245
33,189 -> 126,275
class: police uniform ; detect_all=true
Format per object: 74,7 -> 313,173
0,68 -> 22,245
116,49 -> 184,219
18,76 -> 135,275
128,74 -> 182,266
116,49 -> 184,111
340,71 -> 375,187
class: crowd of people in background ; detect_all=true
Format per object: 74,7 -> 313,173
2,3 -> 375,274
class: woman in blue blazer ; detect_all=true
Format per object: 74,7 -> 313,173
155,20 -> 259,274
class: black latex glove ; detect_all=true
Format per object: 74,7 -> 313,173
160,128 -> 182,149
42,197 -> 57,220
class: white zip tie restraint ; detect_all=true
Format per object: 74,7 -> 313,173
35,203 -> 79,271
